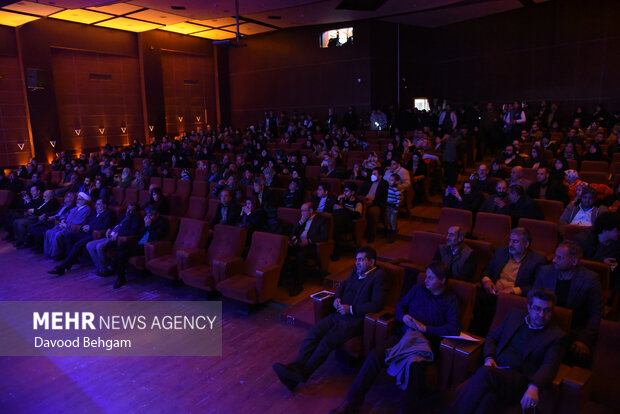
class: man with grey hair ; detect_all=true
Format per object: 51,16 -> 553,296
432,226 -> 477,282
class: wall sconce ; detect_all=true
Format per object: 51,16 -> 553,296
177,115 -> 183,122
121,126 -> 127,134
74,128 -> 81,136
195,115 -> 201,122
49,140 -> 56,148
98,127 -> 105,135
17,142 -> 25,151
148,124 -> 154,132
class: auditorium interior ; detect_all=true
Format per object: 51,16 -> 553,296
0,0 -> 619,413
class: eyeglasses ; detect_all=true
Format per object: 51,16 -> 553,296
530,305 -> 552,314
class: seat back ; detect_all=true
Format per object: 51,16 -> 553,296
316,212 -> 335,238
590,319 -> 620,408
490,294 -> 572,333
377,261 -> 405,309
207,224 -> 247,264
123,188 -> 139,207
436,207 -> 473,235
194,167 -> 208,181
185,196 -> 207,219
204,198 -> 221,223
176,180 -> 192,198
191,180 -> 209,198
562,224 -> 588,241
111,187 -> 125,206
173,218 -> 209,251
521,168 -> 538,183
535,199 -> 565,224
472,212 -> 511,248
464,238 -> 494,279
580,161 -> 608,173
305,165 -> 322,179
133,158 -> 143,171
149,176 -> 162,189
320,177 -> 341,194
407,231 -> 445,268
244,232 -> 288,275
169,193 -> 190,217
580,259 -> 610,301
161,215 -> 180,243
50,171 -> 64,186
578,171 -> 608,185
162,178 -> 177,196
138,190 -> 150,207
0,190 -> 15,215
518,218 -> 558,257
276,207 -> 300,235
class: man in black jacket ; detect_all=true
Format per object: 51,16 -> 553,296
359,168 -> 388,243
526,167 -> 569,205
13,189 -> 59,246
283,202 -> 329,296
311,182 -> 337,213
452,287 -> 566,413
273,246 -> 386,391
502,185 -> 544,227
3,185 -> 43,241
210,189 -> 241,228
112,205 -> 168,289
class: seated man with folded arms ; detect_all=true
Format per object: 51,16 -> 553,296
112,205 -> 168,289
534,241 -> 604,366
329,261 -> 460,414
452,287 -> 566,414
273,246 -> 386,392
282,202 -> 329,296
471,227 -> 546,336
432,226 -> 477,282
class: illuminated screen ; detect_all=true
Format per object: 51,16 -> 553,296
320,27 -> 353,48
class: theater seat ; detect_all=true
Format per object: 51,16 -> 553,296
145,218 -> 210,280
0,190 -> 15,216
126,215 -> 179,271
381,231 -> 444,271
535,199 -> 565,224
216,232 -> 288,304
204,198 -> 221,224
191,180 -> 209,198
472,212 -> 511,248
518,218 -> 558,258
179,225 -> 247,292
436,207 -> 473,235
580,161 -> 609,173
464,238 -> 494,280
185,196 -> 208,219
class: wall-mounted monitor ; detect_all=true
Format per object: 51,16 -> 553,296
320,27 -> 353,48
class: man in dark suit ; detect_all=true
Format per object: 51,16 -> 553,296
526,167 -> 569,205
311,182 -> 338,213
48,198 -> 115,276
13,189 -> 59,246
471,227 -> 546,336
284,202 -> 329,296
112,205 -> 168,289
433,226 -> 477,282
452,287 -> 566,413
359,168 -> 388,243
502,185 -> 544,227
273,246 -> 386,391
252,177 -> 277,219
210,189 -> 241,227
534,241 -> 604,365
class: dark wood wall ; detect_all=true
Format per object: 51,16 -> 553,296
0,27 -> 31,167
222,20 -> 376,127
399,0 -> 620,120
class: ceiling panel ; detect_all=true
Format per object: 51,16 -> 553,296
191,28 -> 237,40
3,1 -> 63,17
125,9 -> 187,25
95,17 -> 163,32
235,23 -> 277,36
87,3 -> 144,15
0,9 -> 39,26
159,21 -> 207,34
49,9 -> 113,24
191,17 -> 240,28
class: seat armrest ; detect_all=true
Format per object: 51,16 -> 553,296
92,229 -> 106,240
364,308 -> 395,354
557,365 -> 592,414
375,315 -> 397,351
315,240 -> 335,272
312,295 -> 335,323
176,248 -> 206,271
440,334 -> 486,389
254,264 -> 282,303
212,256 -> 244,284
117,235 -> 138,244
144,240 -> 172,262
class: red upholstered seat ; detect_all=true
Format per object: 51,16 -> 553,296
0,190 -> 15,216
185,196 -> 208,219
204,198 -> 221,224
435,207 -> 473,235
179,224 -> 247,291
191,180 -> 209,198
145,218 -> 210,280
377,231 -> 444,271
535,199 -> 565,224
518,218 -> 558,258
162,178 -> 176,196
175,179 -> 192,198
216,232 -> 288,304
472,212 -> 511,248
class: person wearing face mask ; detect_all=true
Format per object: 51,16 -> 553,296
359,168 -> 388,243
48,198 -> 115,276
